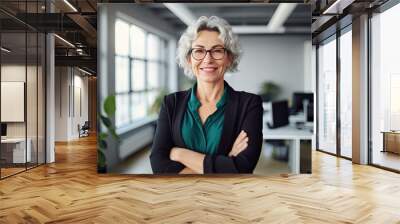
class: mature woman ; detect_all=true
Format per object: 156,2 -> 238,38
150,16 -> 263,174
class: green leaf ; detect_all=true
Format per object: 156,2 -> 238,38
100,115 -> 112,128
99,139 -> 107,149
109,128 -> 120,141
98,149 -> 106,167
99,132 -> 108,140
103,95 -> 116,117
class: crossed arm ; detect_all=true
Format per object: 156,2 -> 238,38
150,95 -> 262,174
169,130 -> 249,174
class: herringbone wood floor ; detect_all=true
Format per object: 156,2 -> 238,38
1,135 -> 400,223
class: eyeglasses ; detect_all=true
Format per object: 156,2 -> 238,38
190,47 -> 226,60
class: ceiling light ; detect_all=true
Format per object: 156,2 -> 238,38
164,3 -> 196,26
322,0 -> 354,15
267,3 -> 297,32
54,34 -> 75,48
232,26 -> 285,34
78,67 -> 92,76
1,47 -> 11,53
63,0 -> 78,12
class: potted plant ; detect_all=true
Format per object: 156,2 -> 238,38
259,81 -> 281,102
98,95 -> 120,173
148,89 -> 168,115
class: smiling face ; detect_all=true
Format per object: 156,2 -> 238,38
188,30 -> 232,84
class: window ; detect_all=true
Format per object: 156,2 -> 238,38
114,19 -> 168,129
370,2 -> 400,171
317,36 -> 337,155
316,26 -> 353,159
339,28 -> 352,158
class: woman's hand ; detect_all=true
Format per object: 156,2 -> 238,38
170,147 -> 182,161
179,167 -> 197,174
170,148 -> 199,174
169,147 -> 205,174
229,130 -> 249,157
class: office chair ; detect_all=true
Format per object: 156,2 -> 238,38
79,121 -> 90,138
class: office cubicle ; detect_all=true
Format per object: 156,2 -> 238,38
0,1 -> 46,179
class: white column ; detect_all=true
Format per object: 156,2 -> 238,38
46,33 -> 55,163
45,0 -> 56,163
352,14 -> 369,164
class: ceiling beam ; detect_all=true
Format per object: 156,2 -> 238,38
163,3 -> 302,34
232,25 -> 310,34
267,3 -> 297,32
311,15 -> 334,33
232,25 -> 283,34
163,3 -> 196,26
54,34 -> 76,48
323,0 -> 355,14
55,55 -> 96,72
67,14 -> 97,39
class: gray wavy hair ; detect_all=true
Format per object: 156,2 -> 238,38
176,16 -> 242,78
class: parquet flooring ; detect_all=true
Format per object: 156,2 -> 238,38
372,151 -> 400,171
1,135 -> 400,223
1,167 -> 26,177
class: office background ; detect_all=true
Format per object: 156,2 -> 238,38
0,11 -> 46,178
314,1 -> 400,172
98,3 -> 313,174
1,1 -> 400,222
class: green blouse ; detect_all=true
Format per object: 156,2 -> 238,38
181,83 -> 227,155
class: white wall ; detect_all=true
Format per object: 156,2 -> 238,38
1,65 -> 27,139
225,35 -> 312,101
1,64 -> 46,163
54,67 -> 89,141
304,40 -> 313,92
1,65 -> 40,137
75,73 -> 89,127
55,67 -> 68,141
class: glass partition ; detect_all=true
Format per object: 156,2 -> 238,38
317,36 -> 337,155
1,31 -> 28,177
370,2 -> 400,171
339,28 -> 352,158
38,32 -> 45,165
27,31 -> 38,169
0,1 -> 46,179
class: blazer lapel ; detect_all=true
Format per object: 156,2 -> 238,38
216,82 -> 238,155
173,89 -> 191,148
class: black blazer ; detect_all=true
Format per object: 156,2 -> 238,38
150,82 -> 263,174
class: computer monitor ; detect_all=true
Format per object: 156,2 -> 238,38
267,100 -> 289,129
306,102 -> 314,122
1,123 -> 7,137
291,92 -> 313,114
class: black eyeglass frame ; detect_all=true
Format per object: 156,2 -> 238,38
189,47 -> 228,60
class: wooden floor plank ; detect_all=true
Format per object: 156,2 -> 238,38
0,135 -> 399,223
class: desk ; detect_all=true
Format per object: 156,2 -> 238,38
381,131 -> 400,154
263,113 -> 313,174
1,138 -> 31,163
